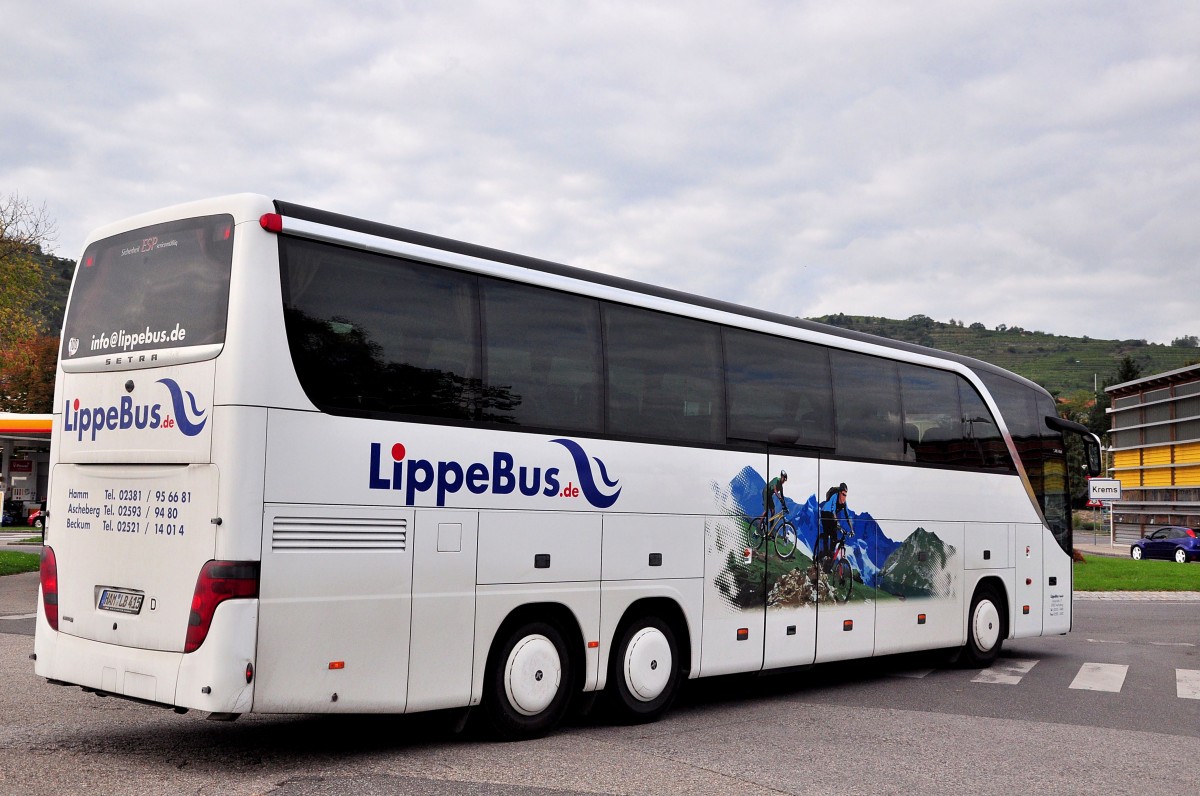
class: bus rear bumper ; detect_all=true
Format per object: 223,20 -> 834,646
34,595 -> 258,716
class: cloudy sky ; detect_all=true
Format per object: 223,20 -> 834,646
3,1 -> 1197,343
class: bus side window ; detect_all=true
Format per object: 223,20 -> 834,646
481,280 -> 603,434
603,304 -> 725,444
831,351 -> 904,461
723,328 -> 834,449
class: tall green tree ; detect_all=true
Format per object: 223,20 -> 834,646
1083,354 -> 1146,441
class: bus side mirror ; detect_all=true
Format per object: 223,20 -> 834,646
1044,415 -> 1103,477
1084,437 -> 1102,477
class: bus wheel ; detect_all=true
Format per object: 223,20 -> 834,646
607,616 -> 681,724
961,585 -> 1004,667
484,621 -> 572,740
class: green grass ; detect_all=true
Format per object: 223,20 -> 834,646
1074,555 -> 1200,592
0,550 -> 41,576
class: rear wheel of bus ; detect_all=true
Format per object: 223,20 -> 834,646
606,615 -> 681,724
484,620 -> 574,740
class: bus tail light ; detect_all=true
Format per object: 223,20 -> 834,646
40,546 -> 59,631
185,561 -> 260,653
259,213 -> 283,233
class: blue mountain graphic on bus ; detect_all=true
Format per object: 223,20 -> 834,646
550,439 -> 622,509
731,467 -> 901,588
156,378 -> 208,437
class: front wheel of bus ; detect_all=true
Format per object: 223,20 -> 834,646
607,616 -> 681,724
961,586 -> 1005,667
485,621 -> 573,741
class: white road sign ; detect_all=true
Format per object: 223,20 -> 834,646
1087,478 -> 1123,502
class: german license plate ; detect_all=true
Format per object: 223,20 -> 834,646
98,589 -> 144,615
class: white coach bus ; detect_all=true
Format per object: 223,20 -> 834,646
34,194 -> 1101,738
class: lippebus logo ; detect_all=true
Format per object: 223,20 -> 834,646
62,378 -> 208,442
368,438 -> 622,508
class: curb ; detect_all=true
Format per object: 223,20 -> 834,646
1075,591 -> 1200,601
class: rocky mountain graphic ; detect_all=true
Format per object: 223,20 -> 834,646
876,527 -> 956,599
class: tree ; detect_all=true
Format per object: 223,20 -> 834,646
0,334 -> 58,413
0,192 -> 56,347
1171,335 -> 1199,348
1113,355 -> 1142,385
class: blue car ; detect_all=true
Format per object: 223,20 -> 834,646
1130,526 -> 1199,563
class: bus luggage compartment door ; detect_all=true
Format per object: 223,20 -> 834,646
255,506 -> 415,712
405,509 -> 479,713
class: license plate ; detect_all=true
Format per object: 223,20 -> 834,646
98,589 -> 144,615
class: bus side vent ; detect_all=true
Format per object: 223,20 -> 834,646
272,517 -> 408,551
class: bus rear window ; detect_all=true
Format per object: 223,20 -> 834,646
61,214 -> 234,369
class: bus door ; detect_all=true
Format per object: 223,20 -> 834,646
761,452 -> 819,670
813,465 -> 877,664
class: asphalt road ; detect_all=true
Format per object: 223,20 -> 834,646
2,590 -> 1197,796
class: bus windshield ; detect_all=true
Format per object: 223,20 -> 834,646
60,214 -> 235,370
978,371 -> 1071,552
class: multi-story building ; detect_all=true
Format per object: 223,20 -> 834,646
1106,363 -> 1200,541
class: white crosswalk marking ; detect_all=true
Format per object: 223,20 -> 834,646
972,658 -> 1038,685
1177,670 -> 1200,700
1070,663 -> 1128,692
886,659 -> 1199,700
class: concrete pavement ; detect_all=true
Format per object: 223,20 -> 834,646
0,570 -> 38,616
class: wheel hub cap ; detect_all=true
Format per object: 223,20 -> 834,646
504,635 -> 561,716
973,599 -> 1001,652
625,627 -> 672,702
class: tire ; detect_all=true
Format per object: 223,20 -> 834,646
831,558 -> 854,603
775,522 -> 798,559
961,585 -> 1005,667
748,517 -> 767,550
607,616 -> 681,724
484,621 -> 573,740
1130,546 -> 1143,560
1175,548 -> 1188,564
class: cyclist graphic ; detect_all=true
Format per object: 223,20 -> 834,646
817,482 -> 853,569
760,470 -> 788,527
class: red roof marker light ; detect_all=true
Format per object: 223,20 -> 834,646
259,213 -> 283,233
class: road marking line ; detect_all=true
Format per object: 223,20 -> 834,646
1150,642 -> 1196,647
1086,639 -> 1129,644
972,658 -> 1038,685
1177,670 -> 1200,700
1069,663 -> 1128,692
0,613 -> 36,621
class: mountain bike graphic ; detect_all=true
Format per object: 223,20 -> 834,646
748,510 -> 798,560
